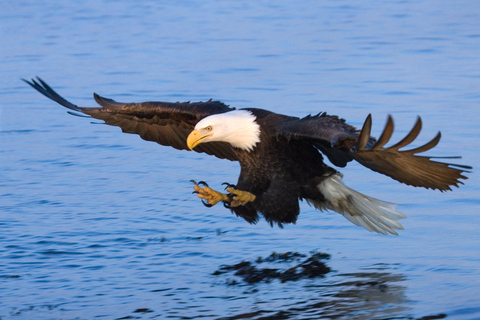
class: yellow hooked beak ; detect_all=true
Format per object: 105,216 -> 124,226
187,129 -> 211,150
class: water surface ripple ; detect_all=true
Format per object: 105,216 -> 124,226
1,1 -> 480,319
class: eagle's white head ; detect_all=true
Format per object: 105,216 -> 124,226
187,110 -> 261,152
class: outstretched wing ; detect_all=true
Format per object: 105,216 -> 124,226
24,77 -> 238,161
277,112 -> 470,191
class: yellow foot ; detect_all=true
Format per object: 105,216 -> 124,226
190,180 -> 257,208
191,180 -> 229,207
225,187 -> 256,207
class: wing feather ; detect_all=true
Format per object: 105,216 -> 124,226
371,115 -> 393,150
387,116 -> 422,150
351,115 -> 470,191
357,114 -> 372,150
276,112 -> 361,167
24,77 -> 238,160
276,112 -> 470,191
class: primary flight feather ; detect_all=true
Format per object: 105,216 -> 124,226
24,77 -> 470,235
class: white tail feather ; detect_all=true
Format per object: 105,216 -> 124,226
313,174 -> 406,235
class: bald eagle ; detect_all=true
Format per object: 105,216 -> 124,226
24,77 -> 470,235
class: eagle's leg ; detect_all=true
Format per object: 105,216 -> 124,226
225,187 -> 256,207
191,180 -> 229,207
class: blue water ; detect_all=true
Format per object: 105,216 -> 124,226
1,1 -> 480,319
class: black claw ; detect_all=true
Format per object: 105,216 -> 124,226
190,180 -> 209,188
197,181 -> 209,187
192,191 -> 199,194
202,200 -> 213,208
222,182 -> 236,190
223,202 -> 232,209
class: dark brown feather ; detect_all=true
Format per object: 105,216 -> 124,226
276,111 -> 470,191
25,77 -> 470,195
357,114 -> 372,150
388,116 -> 422,150
371,115 -> 393,150
24,77 -> 238,161
276,112 -> 360,167
353,115 -> 470,191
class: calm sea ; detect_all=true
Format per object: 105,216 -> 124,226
1,1 -> 479,319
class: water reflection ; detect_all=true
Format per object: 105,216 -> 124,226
218,266 -> 409,320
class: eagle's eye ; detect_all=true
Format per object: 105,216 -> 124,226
205,126 -> 213,132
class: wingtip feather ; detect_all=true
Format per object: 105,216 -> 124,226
23,76 -> 82,112
358,114 -> 372,150
354,115 -> 470,191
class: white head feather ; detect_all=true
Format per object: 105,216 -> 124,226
194,110 -> 261,151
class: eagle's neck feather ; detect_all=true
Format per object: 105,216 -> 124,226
202,110 -> 261,151
222,110 -> 261,151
